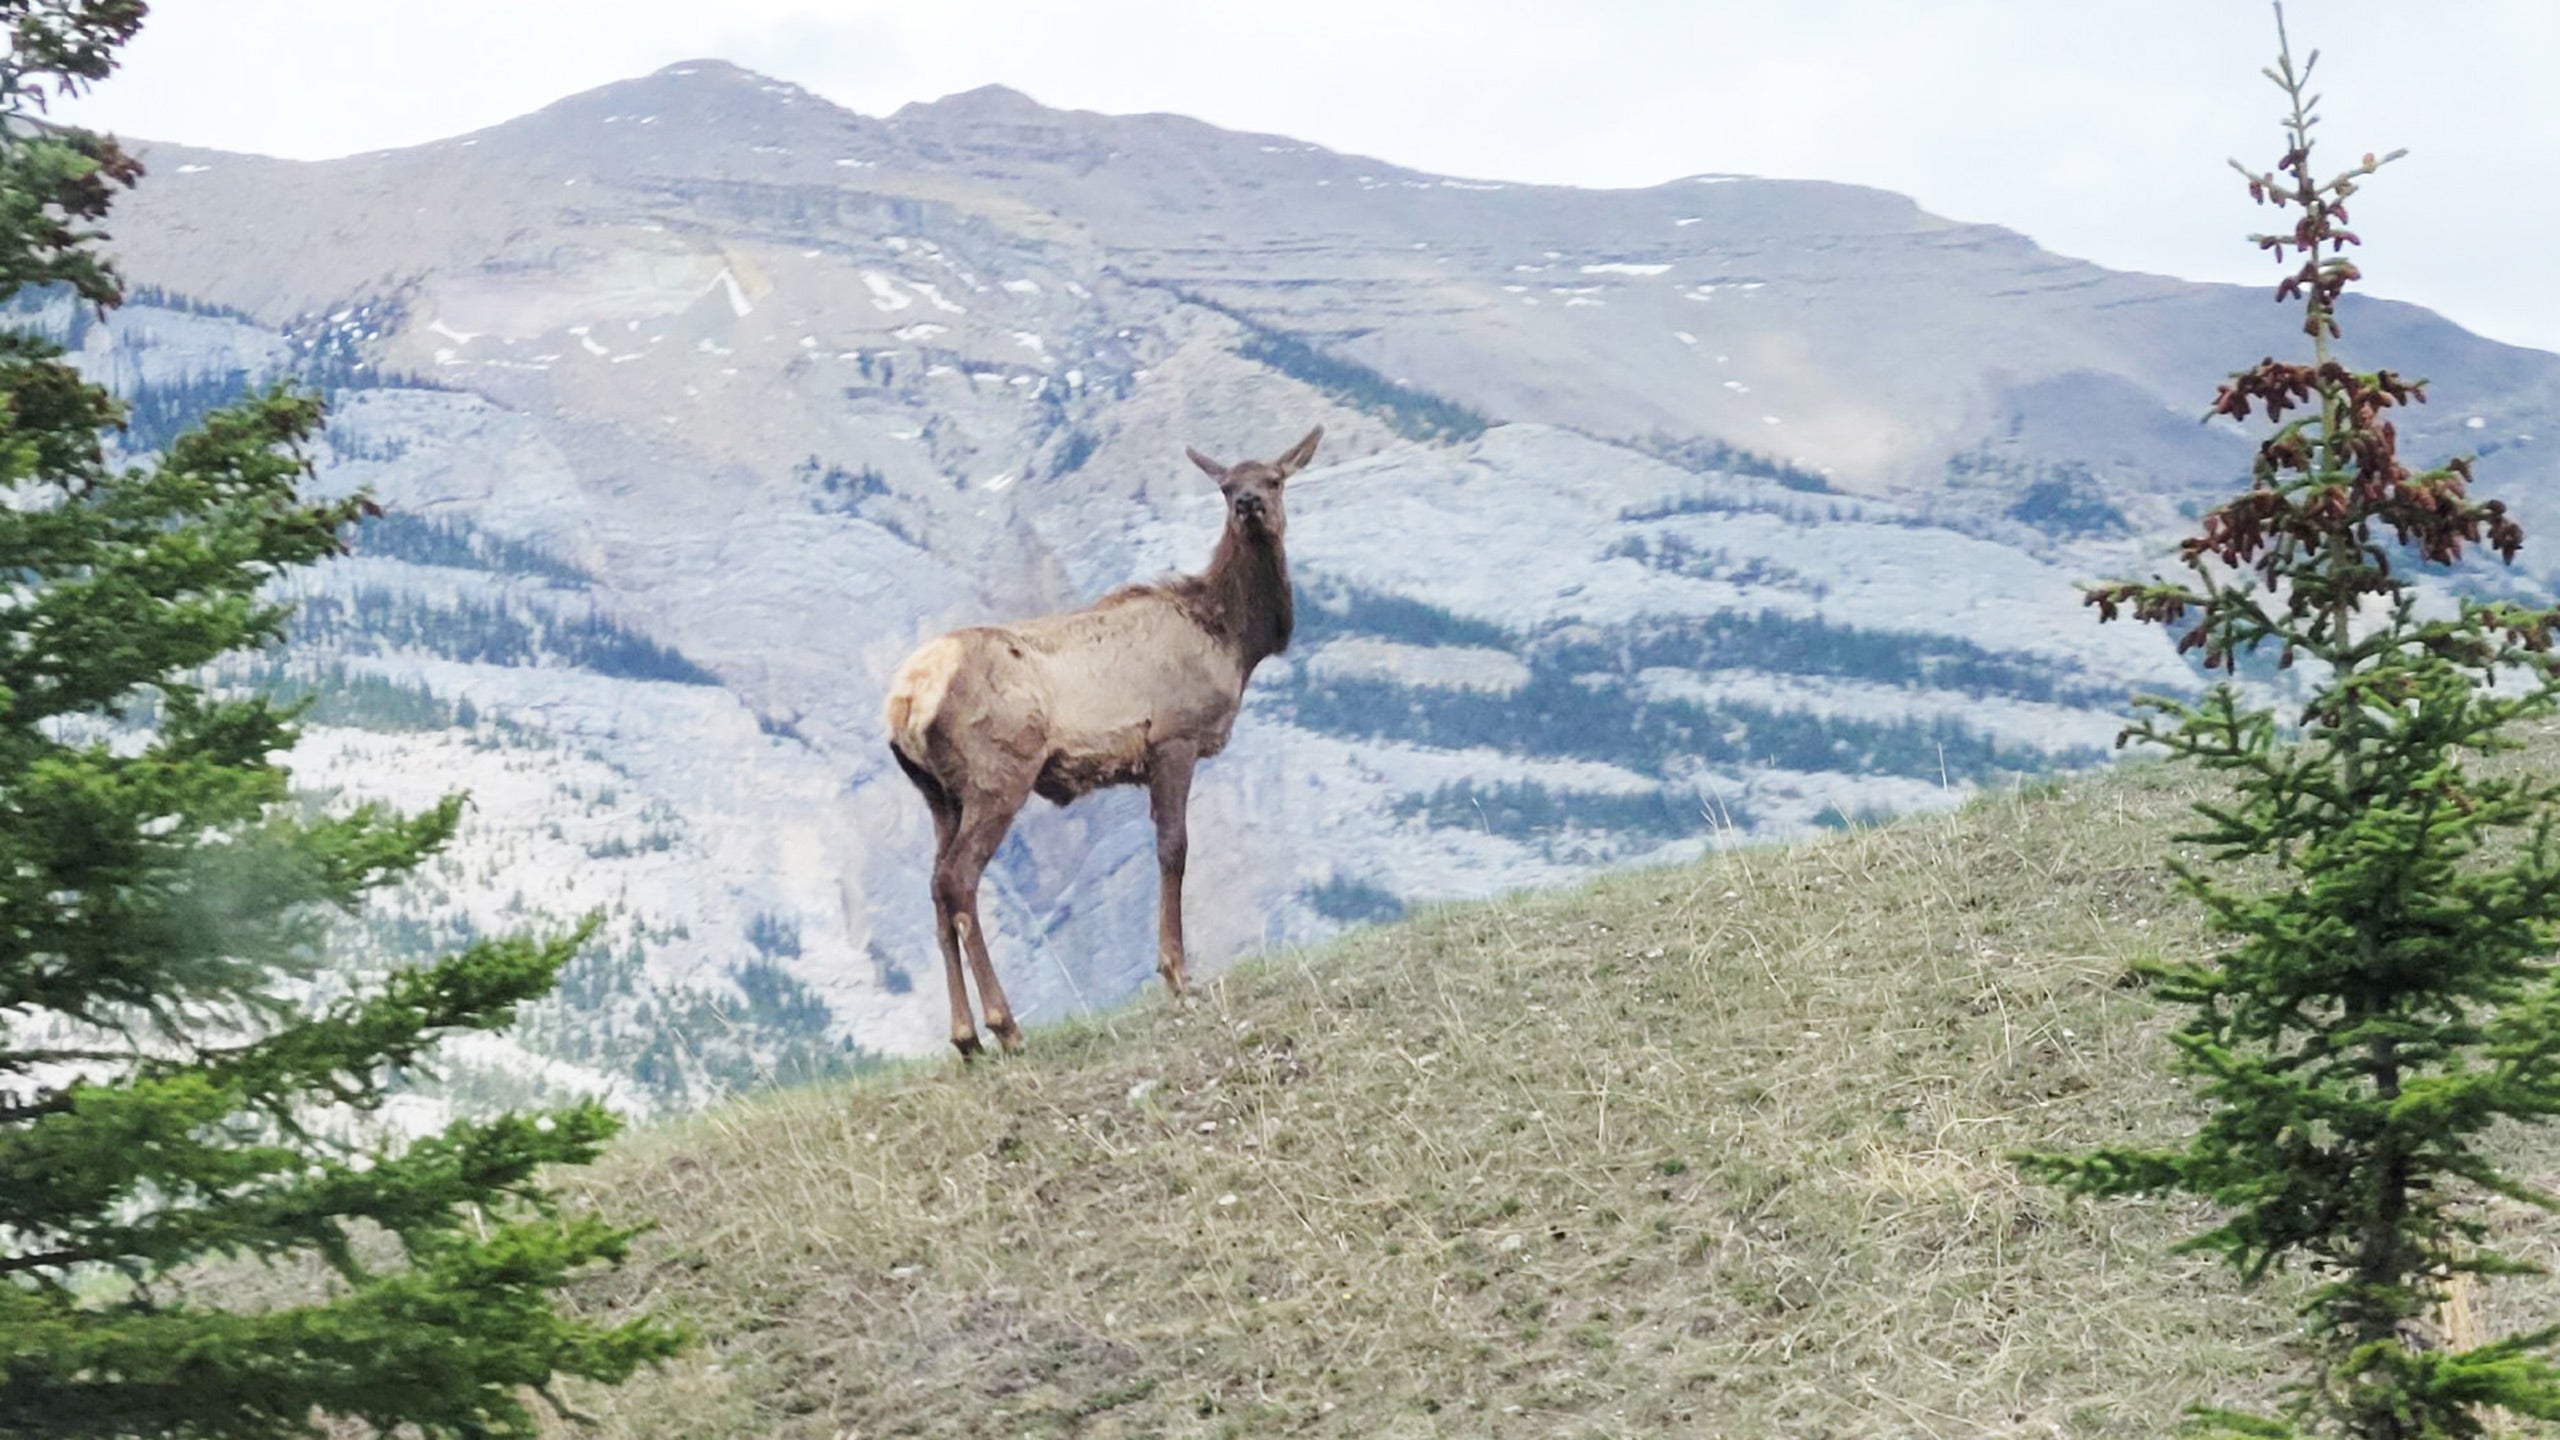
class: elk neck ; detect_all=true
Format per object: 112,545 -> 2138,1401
1201,519 -> 1293,671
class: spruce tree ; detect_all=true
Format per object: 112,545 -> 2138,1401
0,4 -> 681,1435
2022,9 -> 2560,1436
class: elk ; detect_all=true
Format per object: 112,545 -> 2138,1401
883,427 -> 1322,1057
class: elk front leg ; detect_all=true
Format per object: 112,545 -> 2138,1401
1148,743 -> 1199,996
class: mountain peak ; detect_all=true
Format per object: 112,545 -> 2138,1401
624,59 -> 823,104
648,59 -> 763,81
894,84 -> 1051,120
481,57 -> 858,153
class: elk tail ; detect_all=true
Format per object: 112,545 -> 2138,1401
883,634 -> 966,766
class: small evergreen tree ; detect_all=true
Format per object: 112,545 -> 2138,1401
2021,10 -> 2560,1436
0,5 -> 681,1435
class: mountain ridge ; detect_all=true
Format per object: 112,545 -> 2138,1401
108,64 -> 2554,498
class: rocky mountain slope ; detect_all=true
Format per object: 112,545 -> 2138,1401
73,61 -> 2560,1097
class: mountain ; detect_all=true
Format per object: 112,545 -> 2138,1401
72,61 -> 2560,1101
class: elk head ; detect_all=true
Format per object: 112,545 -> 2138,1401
1188,426 -> 1323,545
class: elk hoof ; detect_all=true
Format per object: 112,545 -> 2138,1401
990,1020 -> 1025,1055
952,1033 -> 984,1061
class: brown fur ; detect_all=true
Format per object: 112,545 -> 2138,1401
883,427 -> 1322,1056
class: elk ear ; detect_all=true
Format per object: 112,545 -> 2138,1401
1273,425 -> 1325,478
1186,446 -> 1228,481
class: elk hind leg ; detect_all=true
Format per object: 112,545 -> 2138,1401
943,780 -> 1032,1053
896,747 -> 981,1058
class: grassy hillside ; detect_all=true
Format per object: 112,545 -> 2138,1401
540,749 -> 2560,1438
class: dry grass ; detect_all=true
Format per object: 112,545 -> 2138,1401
535,754 -> 2560,1438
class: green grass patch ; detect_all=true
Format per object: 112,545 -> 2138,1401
527,752 -> 2546,1437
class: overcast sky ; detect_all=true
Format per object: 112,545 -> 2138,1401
55,0 -> 2560,355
